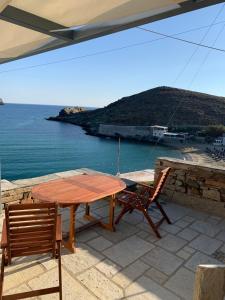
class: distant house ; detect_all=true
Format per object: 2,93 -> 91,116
150,125 -> 168,139
214,134 -> 225,146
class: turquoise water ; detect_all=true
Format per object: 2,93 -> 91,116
0,104 -> 183,180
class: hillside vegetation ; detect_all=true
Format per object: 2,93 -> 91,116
48,86 -> 225,133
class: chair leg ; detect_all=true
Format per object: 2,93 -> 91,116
0,251 -> 5,300
115,206 -> 130,225
57,242 -> 62,300
142,209 -> 161,238
155,201 -> 172,224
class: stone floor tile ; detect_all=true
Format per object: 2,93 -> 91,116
77,268 -> 123,300
136,230 -> 150,240
155,234 -> 187,252
28,268 -> 97,300
146,234 -> 159,243
174,220 -> 190,229
95,221 -> 139,243
3,257 -> 44,291
216,230 -> 225,242
190,220 -> 221,237
125,275 -> 181,300
183,216 -> 195,223
176,249 -> 191,260
177,228 -> 199,241
76,230 -> 99,243
160,223 -> 181,235
112,259 -> 149,288
162,203 -> 189,222
185,251 -> 221,272
183,246 -> 196,254
165,267 -> 195,300
141,247 -> 183,275
123,211 -> 144,225
187,210 -> 209,221
62,244 -> 104,275
87,236 -> 113,251
38,254 -> 58,271
145,268 -> 168,285
103,235 -> 153,267
220,243 -> 225,252
189,234 -> 222,255
96,259 -> 121,278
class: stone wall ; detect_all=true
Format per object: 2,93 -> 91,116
98,124 -> 152,141
155,157 -> 225,217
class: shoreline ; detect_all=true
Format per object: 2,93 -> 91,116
179,144 -> 225,167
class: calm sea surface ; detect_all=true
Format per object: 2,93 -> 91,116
0,104 -> 183,180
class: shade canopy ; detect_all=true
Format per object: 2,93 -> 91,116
0,0 -> 224,64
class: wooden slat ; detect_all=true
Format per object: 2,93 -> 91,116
8,203 -> 56,210
10,234 -> 52,243
11,247 -> 53,257
10,225 -> 53,234
9,220 -> 54,227
9,209 -> 56,216
9,215 -> 55,222
11,240 -> 53,248
11,242 -> 53,251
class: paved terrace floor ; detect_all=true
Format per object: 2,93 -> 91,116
1,199 -> 225,300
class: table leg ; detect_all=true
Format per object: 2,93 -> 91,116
100,195 -> 116,232
62,204 -> 78,253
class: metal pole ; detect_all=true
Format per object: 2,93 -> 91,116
116,135 -> 121,176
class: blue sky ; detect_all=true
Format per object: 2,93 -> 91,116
0,3 -> 225,107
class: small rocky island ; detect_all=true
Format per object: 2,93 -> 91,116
0,98 -> 4,105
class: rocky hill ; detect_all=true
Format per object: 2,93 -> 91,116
48,86 -> 225,134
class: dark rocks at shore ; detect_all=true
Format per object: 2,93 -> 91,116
0,98 -> 4,105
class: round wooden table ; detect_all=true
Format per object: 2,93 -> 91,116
32,174 -> 126,252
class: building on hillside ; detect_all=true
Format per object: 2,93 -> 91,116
163,132 -> 189,143
150,125 -> 168,139
213,134 -> 225,146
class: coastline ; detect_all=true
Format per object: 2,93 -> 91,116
180,144 -> 225,167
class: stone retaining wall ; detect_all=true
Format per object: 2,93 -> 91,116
98,124 -> 152,141
155,157 -> 225,217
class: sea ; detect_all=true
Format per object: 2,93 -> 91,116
0,103 -> 183,181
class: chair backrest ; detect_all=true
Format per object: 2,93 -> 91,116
148,167 -> 171,205
5,202 -> 58,260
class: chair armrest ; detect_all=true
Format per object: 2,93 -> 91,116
56,215 -> 62,242
1,219 -> 8,249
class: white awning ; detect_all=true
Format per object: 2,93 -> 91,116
0,0 -> 223,64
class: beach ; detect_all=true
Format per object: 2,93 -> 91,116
181,143 -> 225,167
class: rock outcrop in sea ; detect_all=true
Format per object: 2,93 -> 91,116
0,98 -> 4,105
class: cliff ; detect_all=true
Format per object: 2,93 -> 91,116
0,98 -> 4,105
48,86 -> 225,134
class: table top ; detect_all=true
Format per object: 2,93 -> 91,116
32,174 -> 126,205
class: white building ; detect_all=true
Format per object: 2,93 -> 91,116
150,125 -> 168,138
213,134 -> 225,146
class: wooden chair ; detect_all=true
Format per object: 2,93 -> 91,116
115,167 -> 171,238
0,203 -> 62,300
